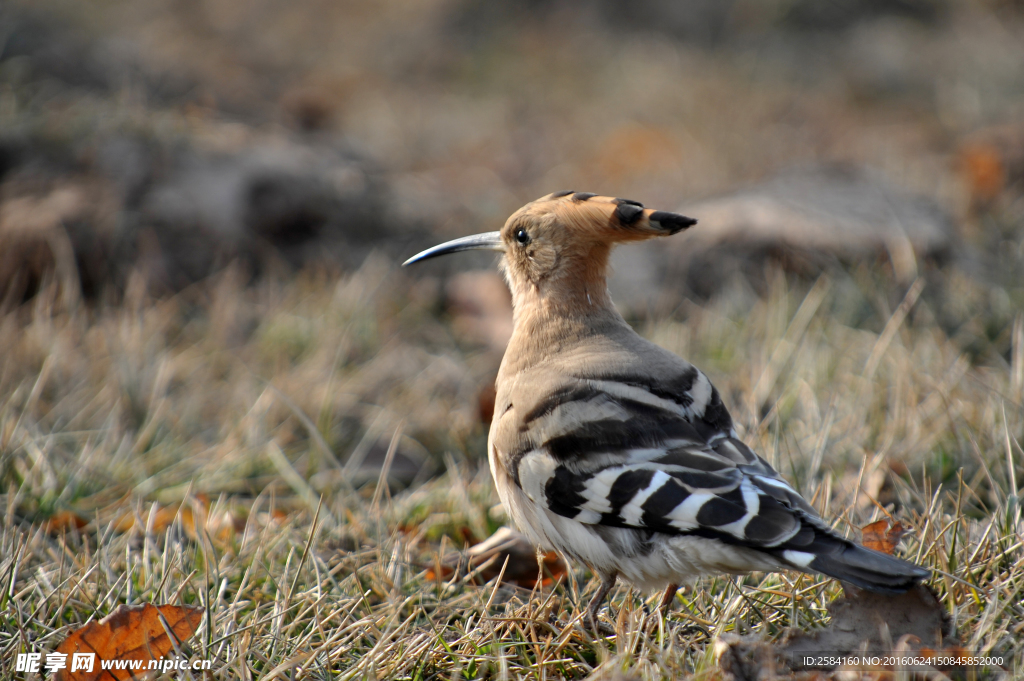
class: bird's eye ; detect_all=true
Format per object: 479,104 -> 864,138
515,229 -> 530,244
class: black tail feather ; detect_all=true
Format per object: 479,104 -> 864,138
777,525 -> 930,593
808,544 -> 930,593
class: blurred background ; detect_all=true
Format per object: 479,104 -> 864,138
2,0 -> 1023,512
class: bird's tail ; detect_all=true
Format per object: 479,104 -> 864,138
778,528 -> 930,593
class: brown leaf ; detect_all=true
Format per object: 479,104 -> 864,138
477,382 -> 497,425
44,511 -> 88,534
54,603 -> 203,681
861,519 -> 910,555
111,496 -> 215,540
887,459 -> 910,477
457,525 -> 478,547
959,142 -> 1006,203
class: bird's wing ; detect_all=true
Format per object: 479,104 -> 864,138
504,369 -> 822,550
498,357 -> 930,592
493,324 -> 929,592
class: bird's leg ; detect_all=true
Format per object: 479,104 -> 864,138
658,583 -> 679,618
586,572 -> 617,632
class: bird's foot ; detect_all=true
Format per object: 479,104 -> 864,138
658,582 -> 680,619
585,573 -> 618,637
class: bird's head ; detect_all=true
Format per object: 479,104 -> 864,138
404,191 -> 696,314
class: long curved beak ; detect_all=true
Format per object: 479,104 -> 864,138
402,231 -> 504,266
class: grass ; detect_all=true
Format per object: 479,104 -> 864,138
1,254 -> 1023,679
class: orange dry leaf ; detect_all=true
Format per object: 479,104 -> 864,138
112,495 -> 215,536
113,504 -> 193,535
861,519 -> 910,555
111,498 -> 249,549
54,603 -> 203,681
44,511 -> 89,534
959,142 -> 1006,203
477,382 -> 497,425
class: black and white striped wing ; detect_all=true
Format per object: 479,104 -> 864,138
509,371 -> 818,548
505,369 -> 931,591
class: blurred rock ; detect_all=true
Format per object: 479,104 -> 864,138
280,85 -> 340,132
779,0 -> 942,32
0,3 -> 196,105
451,0 -> 944,47
611,165 -> 956,305
451,0 -> 736,46
717,584 -> 960,678
0,4 -> 433,300
320,428 -> 436,490
715,634 -> 781,681
0,179 -> 119,305
351,438 -> 433,488
688,165 -> 951,255
135,139 -> 397,289
781,584 -> 955,669
0,127 -> 425,298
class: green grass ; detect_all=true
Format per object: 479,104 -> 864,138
1,257 -> 1022,679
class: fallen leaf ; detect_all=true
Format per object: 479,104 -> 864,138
458,525 -> 477,547
887,459 -> 910,477
861,519 -> 910,555
477,381 -> 497,425
44,511 -> 88,534
110,496 -> 228,542
959,142 -> 1006,203
113,504 -> 184,535
55,603 -> 203,680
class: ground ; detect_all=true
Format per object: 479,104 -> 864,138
1,0 -> 1023,679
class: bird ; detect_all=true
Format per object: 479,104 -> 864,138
403,190 -> 930,627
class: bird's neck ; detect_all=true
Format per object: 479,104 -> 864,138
500,253 -> 629,376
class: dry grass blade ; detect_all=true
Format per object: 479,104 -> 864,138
371,421 -> 404,509
862,276 -> 925,381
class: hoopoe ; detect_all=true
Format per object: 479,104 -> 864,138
404,191 -> 929,625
